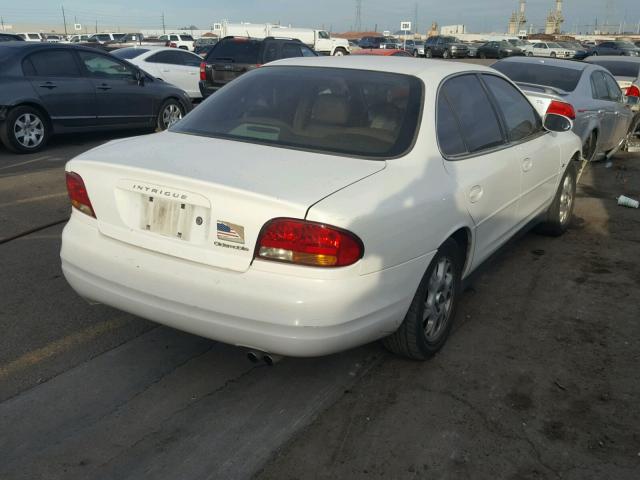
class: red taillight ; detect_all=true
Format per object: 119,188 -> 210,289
626,85 -> 640,97
169,42 -> 177,48
546,100 -> 576,120
256,218 -> 363,267
200,62 -> 206,81
65,172 -> 95,218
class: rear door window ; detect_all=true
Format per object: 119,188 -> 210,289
482,74 -> 540,142
77,51 -> 135,78
588,61 -> 640,78
440,74 -> 505,153
146,50 -> 185,65
23,50 -> 81,77
603,73 -> 623,101
436,94 -> 467,156
591,71 -> 610,100
281,42 -> 304,59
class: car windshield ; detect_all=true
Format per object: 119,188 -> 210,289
589,61 -> 640,78
172,66 -> 423,159
112,48 -> 150,59
493,62 -> 583,92
207,38 -> 261,64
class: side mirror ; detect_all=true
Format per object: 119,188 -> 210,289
543,113 -> 573,133
135,69 -> 145,86
623,95 -> 639,106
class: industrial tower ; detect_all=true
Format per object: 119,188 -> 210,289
508,1 -> 527,36
545,0 -> 564,34
355,0 -> 362,32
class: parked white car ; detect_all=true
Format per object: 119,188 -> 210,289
61,57 -> 581,360
159,34 -> 195,51
523,42 -> 575,58
17,33 -> 45,42
88,33 -> 125,44
112,46 -> 202,99
68,34 -> 90,43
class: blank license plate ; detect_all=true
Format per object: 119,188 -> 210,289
141,196 -> 195,240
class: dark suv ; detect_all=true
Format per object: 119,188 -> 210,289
199,36 -> 317,98
0,33 -> 24,42
424,36 -> 469,59
358,36 -> 384,49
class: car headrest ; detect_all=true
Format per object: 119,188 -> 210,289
310,95 -> 349,125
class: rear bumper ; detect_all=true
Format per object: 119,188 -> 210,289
198,81 -> 220,99
61,215 -> 427,357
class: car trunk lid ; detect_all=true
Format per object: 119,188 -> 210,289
67,132 -> 385,272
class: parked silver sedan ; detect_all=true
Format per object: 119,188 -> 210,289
493,57 -> 635,161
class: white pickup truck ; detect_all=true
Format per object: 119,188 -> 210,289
213,22 -> 350,56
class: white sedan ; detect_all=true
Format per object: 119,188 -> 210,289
523,42 -> 576,58
112,46 -> 203,99
61,57 -> 581,360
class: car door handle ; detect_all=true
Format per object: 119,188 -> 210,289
97,84 -> 112,90
39,82 -> 57,89
522,158 -> 533,172
468,185 -> 484,203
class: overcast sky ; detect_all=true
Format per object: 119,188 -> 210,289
4,1 -> 640,33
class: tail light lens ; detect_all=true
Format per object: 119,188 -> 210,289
546,100 -> 576,120
169,42 -> 177,48
626,85 -> 640,97
200,62 -> 206,81
256,218 -> 363,267
65,172 -> 95,218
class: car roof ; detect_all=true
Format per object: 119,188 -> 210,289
268,55 -> 497,78
584,55 -> 640,63
496,56 -> 588,71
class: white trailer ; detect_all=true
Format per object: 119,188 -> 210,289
212,22 -> 350,56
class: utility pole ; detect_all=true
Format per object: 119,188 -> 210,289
0,17 -> 4,32
61,5 -> 68,36
95,19 -> 98,33
162,12 -> 166,34
355,0 -> 362,32
413,2 -> 418,36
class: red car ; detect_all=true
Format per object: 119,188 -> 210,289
352,49 -> 412,57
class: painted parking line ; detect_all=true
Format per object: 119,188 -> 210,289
0,192 -> 68,209
0,156 -> 51,171
0,318 -> 130,381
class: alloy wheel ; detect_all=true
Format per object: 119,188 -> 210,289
423,257 -> 455,342
162,104 -> 183,128
559,175 -> 574,225
14,113 -> 45,149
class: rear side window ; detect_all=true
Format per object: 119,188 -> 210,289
493,61 -> 582,92
482,74 -> 540,142
603,73 -> 623,101
591,71 -> 610,100
172,66 -> 423,159
23,50 -> 80,77
440,74 -> 504,154
177,51 -> 203,67
180,35 -> 194,41
207,39 -> 260,64
436,95 -> 467,156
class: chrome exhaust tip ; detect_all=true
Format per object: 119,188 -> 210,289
247,351 -> 260,363
262,354 -> 283,366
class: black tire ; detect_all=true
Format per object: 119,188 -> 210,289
582,131 -> 598,161
383,238 -> 462,360
0,105 -> 50,154
550,52 -> 557,58
333,47 -> 347,56
156,98 -> 185,131
535,161 -> 577,237
591,51 -> 598,56
413,50 -> 419,57
479,52 -> 486,59
425,49 -> 432,58
443,50 -> 450,59
527,51 -> 534,57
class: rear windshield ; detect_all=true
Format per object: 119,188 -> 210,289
172,66 -> 423,159
112,48 -> 149,59
493,62 -> 582,92
589,61 -> 640,78
206,39 -> 260,64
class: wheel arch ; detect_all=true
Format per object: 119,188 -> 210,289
447,226 -> 473,278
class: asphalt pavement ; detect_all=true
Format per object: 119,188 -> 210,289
1,61 -> 639,479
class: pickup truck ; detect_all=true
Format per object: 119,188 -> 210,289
199,36 -> 317,98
